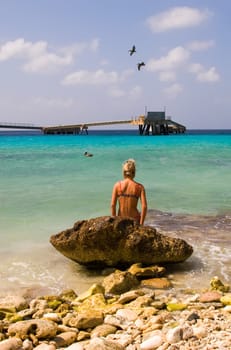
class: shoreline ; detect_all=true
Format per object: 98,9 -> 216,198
1,210 -> 231,298
1,212 -> 231,348
0,268 -> 231,350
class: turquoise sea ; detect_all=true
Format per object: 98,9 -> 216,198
0,129 -> 231,297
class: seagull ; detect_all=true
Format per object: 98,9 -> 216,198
128,45 -> 136,56
137,62 -> 145,71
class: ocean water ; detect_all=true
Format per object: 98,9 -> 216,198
0,129 -> 231,297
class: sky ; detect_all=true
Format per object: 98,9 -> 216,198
0,0 -> 231,129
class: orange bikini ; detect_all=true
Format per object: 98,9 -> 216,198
117,181 -> 141,223
118,181 -> 141,199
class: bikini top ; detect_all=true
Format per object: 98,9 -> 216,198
118,181 -> 141,200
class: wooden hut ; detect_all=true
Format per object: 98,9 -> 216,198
138,111 -> 186,135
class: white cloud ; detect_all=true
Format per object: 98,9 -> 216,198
23,52 -> 72,73
0,38 -> 73,72
62,69 -> 119,85
189,63 -> 220,82
159,71 -> 176,82
146,46 -> 190,72
89,38 -> 100,51
0,37 -> 99,73
0,38 -> 31,60
164,83 -> 183,98
146,6 -> 212,32
109,87 -> 126,97
189,63 -> 204,73
120,69 -> 134,81
59,38 -> 99,57
146,44 -> 220,88
128,85 -> 142,98
33,97 -> 74,108
109,85 -> 142,99
196,67 -> 220,82
187,40 -> 215,51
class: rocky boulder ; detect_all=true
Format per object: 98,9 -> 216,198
50,216 -> 193,268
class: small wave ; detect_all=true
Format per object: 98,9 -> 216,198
145,209 -> 231,289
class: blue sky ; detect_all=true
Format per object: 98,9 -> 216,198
0,0 -> 230,129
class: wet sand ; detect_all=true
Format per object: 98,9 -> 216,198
1,210 -> 230,298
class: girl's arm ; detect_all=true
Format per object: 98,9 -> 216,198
140,186 -> 147,225
111,183 -> 118,216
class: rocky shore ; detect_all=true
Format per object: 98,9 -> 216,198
0,265 -> 231,350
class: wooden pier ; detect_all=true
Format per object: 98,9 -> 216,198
42,120 -> 132,135
0,122 -> 42,130
0,112 -> 186,135
42,112 -> 185,135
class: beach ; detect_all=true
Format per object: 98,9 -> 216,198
0,130 -> 231,348
1,265 -> 231,349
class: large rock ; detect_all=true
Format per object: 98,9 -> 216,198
50,216 -> 193,268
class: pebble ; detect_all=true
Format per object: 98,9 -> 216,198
115,308 -> 138,322
23,339 -> 33,350
223,305 -> 231,312
0,273 -> 231,350
140,330 -> 163,349
0,338 -> 23,350
192,325 -> 207,338
33,345 -> 56,350
43,313 -> 61,323
65,344 -> 85,350
165,326 -> 183,344
87,337 -> 124,349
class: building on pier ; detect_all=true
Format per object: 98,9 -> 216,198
135,111 -> 186,135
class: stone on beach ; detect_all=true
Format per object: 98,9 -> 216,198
127,263 -> 166,278
0,338 -> 23,350
102,270 -> 139,294
140,331 -> 163,349
50,216 -> 193,267
0,296 -> 28,313
33,344 -> 56,350
52,331 -> 77,347
8,319 -> 58,340
141,277 -> 172,289
87,337 -> 124,350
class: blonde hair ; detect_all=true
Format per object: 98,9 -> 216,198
122,159 -> 136,178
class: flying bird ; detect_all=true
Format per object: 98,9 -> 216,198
128,45 -> 136,56
137,62 -> 145,71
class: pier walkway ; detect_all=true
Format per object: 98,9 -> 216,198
0,113 -> 186,135
42,119 -> 133,134
0,122 -> 42,130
